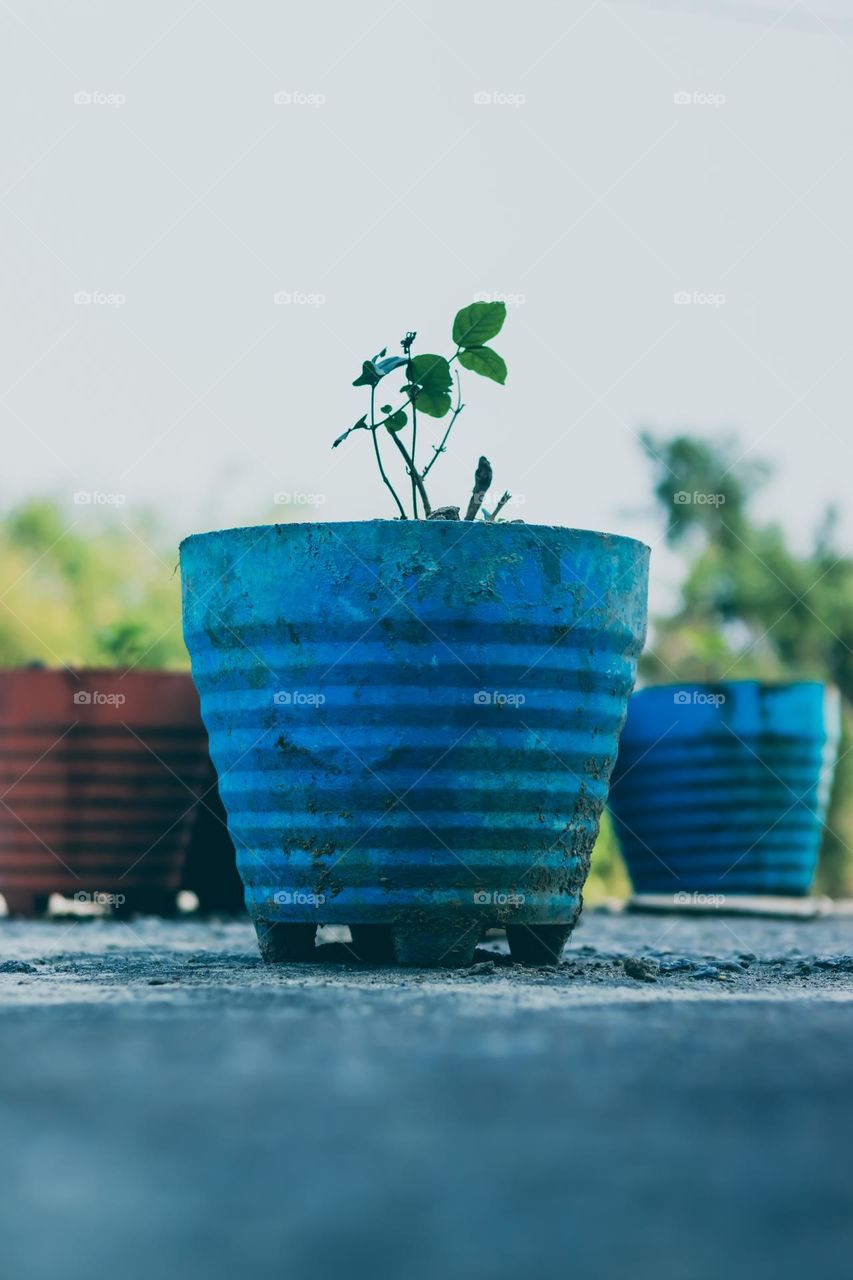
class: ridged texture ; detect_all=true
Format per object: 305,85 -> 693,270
181,521 -> 649,934
0,671 -> 209,911
609,681 -> 841,896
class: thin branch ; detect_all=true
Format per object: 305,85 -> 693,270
486,491 -> 512,521
422,370 -> 464,481
370,388 -> 406,519
410,396 -> 419,518
465,456 -> 493,521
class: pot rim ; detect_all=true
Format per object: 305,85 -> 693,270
180,518 -> 651,555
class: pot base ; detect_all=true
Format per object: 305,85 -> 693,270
389,918 -> 481,969
255,921 -> 317,962
505,922 -> 574,965
349,925 -> 396,963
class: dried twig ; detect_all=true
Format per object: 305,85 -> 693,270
465,456 -> 493,521
485,491 -> 512,522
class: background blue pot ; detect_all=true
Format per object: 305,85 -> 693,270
181,521 -> 649,965
609,680 -> 841,898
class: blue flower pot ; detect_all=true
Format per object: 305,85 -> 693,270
180,521 -> 649,965
609,681 -> 840,898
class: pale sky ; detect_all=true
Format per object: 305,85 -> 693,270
2,0 -> 853,609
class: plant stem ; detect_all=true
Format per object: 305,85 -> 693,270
370,387 -> 406,519
422,370 -> 464,480
388,430 -> 431,516
410,395 -> 419,518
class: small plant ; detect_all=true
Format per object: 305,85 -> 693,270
332,301 -> 514,521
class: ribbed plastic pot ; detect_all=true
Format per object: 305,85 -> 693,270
0,669 -> 209,916
608,681 -> 841,897
180,521 -> 649,966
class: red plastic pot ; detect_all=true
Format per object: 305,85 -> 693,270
0,669 -> 209,916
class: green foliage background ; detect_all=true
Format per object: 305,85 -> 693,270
0,499 -> 188,670
2,426 -> 850,900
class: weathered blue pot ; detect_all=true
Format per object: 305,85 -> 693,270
609,681 -> 840,898
180,521 -> 649,965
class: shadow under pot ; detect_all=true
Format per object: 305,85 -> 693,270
0,669 -> 209,917
180,519 -> 649,966
608,680 -> 840,899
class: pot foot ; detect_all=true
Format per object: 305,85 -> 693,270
506,923 -> 572,966
255,920 -> 317,963
2,891 -> 50,918
391,919 -> 481,968
349,925 -> 396,964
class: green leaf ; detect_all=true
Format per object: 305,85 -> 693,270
408,353 -> 452,418
452,301 -> 506,348
380,404 -> 393,414
375,355 -> 407,376
353,360 -> 380,388
385,410 -> 408,432
458,346 -> 507,385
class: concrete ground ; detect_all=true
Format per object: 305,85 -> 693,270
2,906 -> 853,1280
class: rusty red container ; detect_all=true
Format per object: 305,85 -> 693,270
0,669 -> 210,916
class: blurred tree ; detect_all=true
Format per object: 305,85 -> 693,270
641,432 -> 853,895
0,498 -> 188,670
